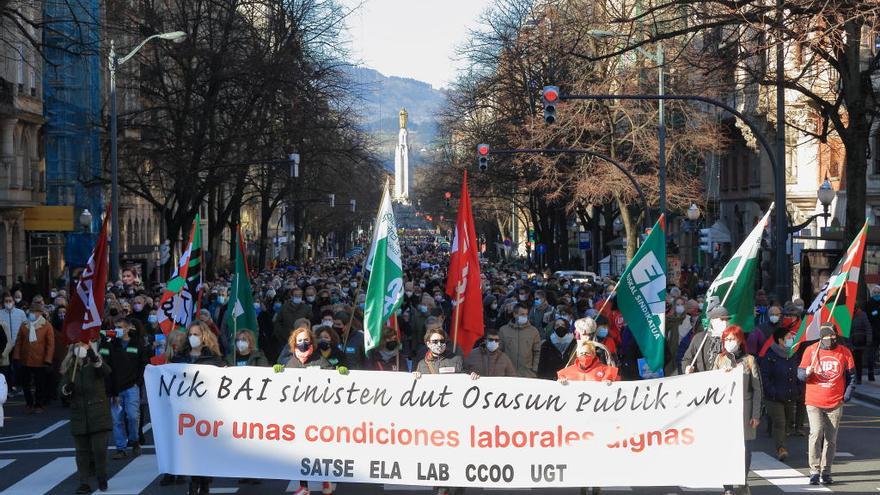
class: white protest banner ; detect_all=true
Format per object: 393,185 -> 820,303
145,365 -> 745,488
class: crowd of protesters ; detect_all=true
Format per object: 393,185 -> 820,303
0,236 -> 874,495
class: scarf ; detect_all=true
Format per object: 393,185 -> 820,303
379,349 -> 399,362
550,331 -> 574,354
28,316 -> 46,343
707,336 -> 722,366
295,346 -> 314,364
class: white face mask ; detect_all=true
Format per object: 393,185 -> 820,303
189,335 -> 202,349
674,305 -> 685,315
783,337 -> 794,348
3,302 -> 12,310
710,318 -> 727,336
74,345 -> 88,359
486,341 -> 499,352
236,340 -> 249,353
516,315 -> 528,325
724,340 -> 740,354
769,315 -> 780,324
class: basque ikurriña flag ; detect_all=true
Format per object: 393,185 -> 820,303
615,215 -> 667,372
64,204 -> 111,343
793,221 -> 868,346
445,170 -> 484,356
158,214 -> 201,335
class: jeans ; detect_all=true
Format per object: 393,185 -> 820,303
73,431 -> 109,482
807,404 -> 843,474
19,366 -> 48,407
111,385 -> 141,451
766,399 -> 795,450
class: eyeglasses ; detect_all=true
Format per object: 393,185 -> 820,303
428,339 -> 447,344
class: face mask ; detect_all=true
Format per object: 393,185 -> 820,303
819,338 -> 837,350
322,319 -> 334,327
133,303 -> 144,312
3,302 -> 12,310
273,303 -> 282,312
518,294 -> 528,301
27,313 -> 37,322
534,299 -> 542,306
405,291 -> 413,297
597,327 -> 609,338
147,314 -> 158,323
675,305 -> 685,315
873,294 -> 880,301
306,296 -> 316,303
434,295 -> 444,303
769,315 -> 780,324
516,315 -> 528,325
554,326 -> 568,337
419,283 -> 426,289
292,297 -> 302,304
418,305 -> 428,313
236,340 -> 249,353
14,296 -> 21,303
428,342 -> 446,355
783,337 -> 794,348
75,345 -> 88,359
216,296 -> 226,305
58,313 -> 66,320
710,318 -> 727,336
576,354 -> 596,369
724,341 -> 740,354
385,341 -> 399,351
115,327 -> 126,338
188,335 -> 202,348
296,341 -> 312,352
50,291 -> 58,298
486,340 -> 499,352
317,341 -> 332,351
491,303 -> 498,310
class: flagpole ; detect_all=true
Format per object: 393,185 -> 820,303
451,296 -> 463,353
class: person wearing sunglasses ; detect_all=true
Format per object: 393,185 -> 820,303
414,329 -> 467,377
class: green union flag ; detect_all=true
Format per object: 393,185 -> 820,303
363,182 -> 403,353
227,226 -> 258,342
702,204 -> 774,333
616,215 -> 667,371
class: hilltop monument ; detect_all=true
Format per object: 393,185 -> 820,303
393,108 -> 410,202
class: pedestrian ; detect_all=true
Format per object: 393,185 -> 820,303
315,325 -> 346,368
367,325 -> 406,371
759,326 -> 801,461
12,302 -> 54,413
498,304 -> 541,377
463,328 -> 517,377
849,303 -> 873,384
798,323 -> 856,485
60,340 -> 112,493
100,318 -> 148,460
0,369 -> 6,428
273,287 -> 313,346
1,291 -> 27,394
713,325 -> 762,495
683,305 -> 729,374
171,322 -> 225,495
538,317 -> 577,379
865,284 -> 880,382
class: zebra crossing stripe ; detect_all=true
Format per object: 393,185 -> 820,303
0,459 -> 15,470
1,456 -> 76,494
94,454 -> 158,494
750,451 -> 831,493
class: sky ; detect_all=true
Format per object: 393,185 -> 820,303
342,0 -> 494,89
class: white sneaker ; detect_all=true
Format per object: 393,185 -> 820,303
292,487 -> 310,495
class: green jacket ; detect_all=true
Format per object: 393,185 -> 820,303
61,358 -> 113,435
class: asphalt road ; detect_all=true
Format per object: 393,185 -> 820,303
1,395 -> 878,495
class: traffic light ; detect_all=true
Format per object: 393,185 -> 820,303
699,228 -> 712,253
477,144 -> 490,171
542,85 -> 559,124
444,191 -> 452,207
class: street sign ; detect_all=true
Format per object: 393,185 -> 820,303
578,231 -> 591,250
536,243 -> 547,254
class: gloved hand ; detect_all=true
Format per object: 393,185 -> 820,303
337,366 -> 349,375
61,383 -> 73,397
844,388 -> 853,403
273,364 -> 285,373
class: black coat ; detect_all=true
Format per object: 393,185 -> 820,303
171,347 -> 226,367
537,338 -> 577,380
99,335 -> 149,396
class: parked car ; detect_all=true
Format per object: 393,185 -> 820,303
553,270 -> 598,284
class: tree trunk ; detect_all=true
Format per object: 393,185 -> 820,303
617,195 -> 638,262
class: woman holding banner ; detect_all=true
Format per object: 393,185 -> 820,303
59,340 -> 112,494
231,330 -> 269,367
367,325 -> 406,372
712,325 -> 762,495
171,322 -> 225,495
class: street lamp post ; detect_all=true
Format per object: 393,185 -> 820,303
108,30 -> 186,281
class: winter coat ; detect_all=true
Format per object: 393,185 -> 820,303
528,303 -> 553,331
170,347 -> 226,367
0,373 -> 6,427
745,327 -> 767,356
759,343 -> 803,402
537,337 -> 577,380
12,319 -> 55,367
416,351 -> 463,374
498,321 -> 542,378
61,358 -> 113,435
231,349 -> 270,367
849,309 -> 873,350
865,297 -> 880,347
0,307 -> 27,344
713,352 -> 762,441
272,301 -> 313,343
99,335 -> 149,396
463,347 -> 517,377
285,351 -> 335,370
0,321 -> 9,367
681,330 -> 721,373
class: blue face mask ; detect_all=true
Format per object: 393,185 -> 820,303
273,302 -> 282,312
147,315 -> 158,324
27,313 -> 37,322
873,295 -> 880,301
597,327 -> 609,338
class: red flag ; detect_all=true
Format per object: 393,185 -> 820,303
445,170 -> 484,356
64,204 -> 111,343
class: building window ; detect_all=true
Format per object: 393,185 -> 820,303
785,132 -> 799,184
16,42 -> 26,92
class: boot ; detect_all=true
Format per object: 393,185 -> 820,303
198,478 -> 211,495
186,481 -> 199,495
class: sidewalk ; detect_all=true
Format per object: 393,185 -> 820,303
853,377 -> 880,406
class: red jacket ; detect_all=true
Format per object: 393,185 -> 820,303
557,360 -> 620,382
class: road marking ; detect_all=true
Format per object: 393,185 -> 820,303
0,420 -> 69,444
0,459 -> 14,470
835,452 -> 854,457
208,489 -> 238,494
142,423 -> 152,434
95,454 -> 158,494
1,456 -> 76,494
750,451 -> 831,493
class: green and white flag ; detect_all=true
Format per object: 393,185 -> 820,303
701,204 -> 774,333
616,215 -> 667,372
363,182 -> 404,353
227,225 -> 258,344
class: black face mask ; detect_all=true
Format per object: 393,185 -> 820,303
385,341 -> 399,351
317,341 -> 332,351
554,327 -> 568,337
819,338 -> 837,350
296,341 -> 312,352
